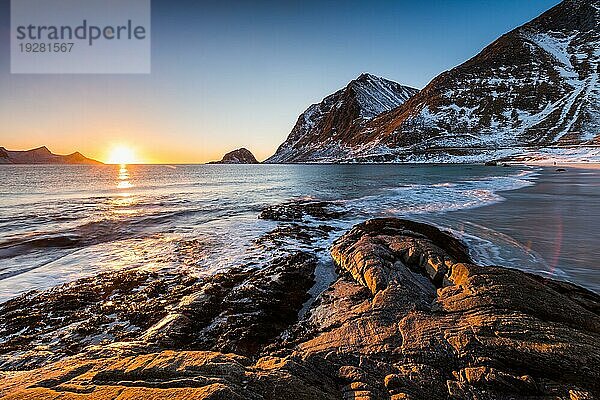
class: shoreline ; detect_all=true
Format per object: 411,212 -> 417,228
1,217 -> 598,398
516,162 -> 600,170
448,166 -> 600,293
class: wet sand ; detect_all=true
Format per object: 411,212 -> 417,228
521,162 -> 600,170
451,166 -> 600,293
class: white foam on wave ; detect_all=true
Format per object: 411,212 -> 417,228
346,168 -> 540,217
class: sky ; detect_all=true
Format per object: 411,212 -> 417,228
0,0 -> 561,163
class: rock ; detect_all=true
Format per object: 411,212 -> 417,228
254,223 -> 335,250
210,148 -> 259,164
2,218 -> 599,399
143,252 -> 317,356
0,252 -> 317,369
293,218 -> 600,399
0,269 -> 197,370
259,200 -> 347,222
0,351 -> 341,400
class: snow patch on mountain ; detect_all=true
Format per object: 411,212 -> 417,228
266,73 -> 418,163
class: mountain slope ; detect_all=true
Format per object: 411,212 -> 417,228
0,146 -> 102,165
266,73 -> 419,163
362,0 -> 599,159
269,0 -> 599,163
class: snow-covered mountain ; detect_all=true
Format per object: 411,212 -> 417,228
265,73 -> 418,163
268,0 -> 599,163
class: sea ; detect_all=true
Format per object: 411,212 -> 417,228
0,163 -> 598,302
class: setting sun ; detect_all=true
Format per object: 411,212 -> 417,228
107,145 -> 138,165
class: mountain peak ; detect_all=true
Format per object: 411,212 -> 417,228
346,74 -> 419,120
524,0 -> 599,33
266,75 -> 419,163
354,73 -> 379,82
32,146 -> 51,154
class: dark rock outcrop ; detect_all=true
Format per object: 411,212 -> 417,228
259,200 -> 347,222
210,148 -> 259,164
0,252 -> 316,370
0,146 -> 102,165
1,218 -> 599,399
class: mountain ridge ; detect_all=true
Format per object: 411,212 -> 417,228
0,146 -> 102,165
268,0 -> 600,163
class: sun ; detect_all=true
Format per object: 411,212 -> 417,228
107,145 -> 138,165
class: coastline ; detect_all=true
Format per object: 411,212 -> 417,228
448,165 -> 600,293
518,162 -> 600,170
1,217 -> 598,399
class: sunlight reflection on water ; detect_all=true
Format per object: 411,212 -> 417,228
1,164 -> 598,301
117,164 -> 133,189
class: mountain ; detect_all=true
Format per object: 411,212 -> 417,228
266,73 -> 419,163
210,148 -> 259,164
268,0 -> 599,163
363,0 -> 600,161
0,146 -> 102,165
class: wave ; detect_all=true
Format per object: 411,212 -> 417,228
343,169 -> 539,217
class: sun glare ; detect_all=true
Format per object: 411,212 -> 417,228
107,145 -> 138,165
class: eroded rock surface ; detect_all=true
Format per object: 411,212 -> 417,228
1,218 -> 599,399
0,252 -> 316,370
292,218 -> 600,399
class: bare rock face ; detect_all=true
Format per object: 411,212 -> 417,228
291,218 -> 600,399
1,218 -> 599,399
0,351 -> 340,400
211,148 -> 259,164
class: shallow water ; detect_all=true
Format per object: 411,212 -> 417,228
0,163 -> 597,301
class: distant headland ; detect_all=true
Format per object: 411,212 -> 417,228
0,146 -> 102,165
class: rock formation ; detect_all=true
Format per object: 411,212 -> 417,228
211,148 -> 259,164
1,215 -> 598,399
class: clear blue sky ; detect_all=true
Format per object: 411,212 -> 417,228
0,0 -> 561,162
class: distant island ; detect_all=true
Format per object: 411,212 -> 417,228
0,146 -> 102,165
209,148 -> 259,164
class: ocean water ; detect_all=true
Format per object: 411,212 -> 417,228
0,164 -> 596,301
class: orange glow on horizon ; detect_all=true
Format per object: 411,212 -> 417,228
106,145 -> 139,165
0,139 -> 270,165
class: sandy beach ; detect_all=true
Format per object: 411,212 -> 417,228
451,166 -> 600,293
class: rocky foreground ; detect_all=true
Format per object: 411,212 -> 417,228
1,214 -> 599,399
